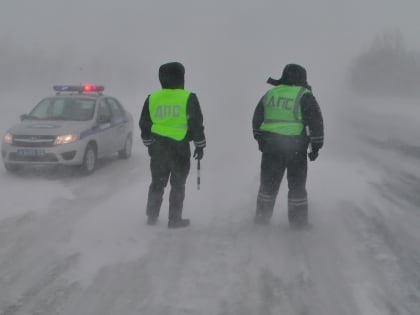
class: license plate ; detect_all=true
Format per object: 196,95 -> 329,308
17,149 -> 46,157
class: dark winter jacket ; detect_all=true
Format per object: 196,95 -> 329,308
139,62 -> 206,155
252,64 -> 324,153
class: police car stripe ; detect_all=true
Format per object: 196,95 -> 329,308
79,119 -> 128,140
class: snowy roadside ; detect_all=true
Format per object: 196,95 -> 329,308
1,93 -> 420,314
0,149 -> 403,315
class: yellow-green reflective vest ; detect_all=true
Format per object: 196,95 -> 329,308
149,89 -> 190,141
260,85 -> 310,135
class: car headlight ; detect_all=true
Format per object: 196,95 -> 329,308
3,132 -> 13,144
54,134 -> 78,145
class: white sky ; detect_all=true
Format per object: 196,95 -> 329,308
2,0 -> 420,85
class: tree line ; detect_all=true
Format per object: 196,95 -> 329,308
349,30 -> 420,98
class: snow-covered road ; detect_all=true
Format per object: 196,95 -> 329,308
1,95 -> 420,315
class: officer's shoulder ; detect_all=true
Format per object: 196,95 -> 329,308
187,91 -> 199,99
301,92 -> 319,104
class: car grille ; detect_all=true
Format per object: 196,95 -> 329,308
9,152 -> 58,162
12,135 -> 56,147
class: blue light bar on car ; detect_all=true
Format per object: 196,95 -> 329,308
53,85 -> 105,93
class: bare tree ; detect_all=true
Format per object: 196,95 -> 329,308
349,30 -> 420,98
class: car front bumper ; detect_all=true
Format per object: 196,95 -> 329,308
1,141 -> 86,166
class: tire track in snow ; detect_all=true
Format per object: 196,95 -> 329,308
342,201 -> 420,315
0,155 -> 144,315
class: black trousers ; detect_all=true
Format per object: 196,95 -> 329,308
146,140 -> 190,221
256,150 -> 308,225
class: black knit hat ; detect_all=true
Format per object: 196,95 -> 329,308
159,62 -> 185,88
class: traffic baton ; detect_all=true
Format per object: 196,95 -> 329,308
197,159 -> 201,190
305,126 -> 312,153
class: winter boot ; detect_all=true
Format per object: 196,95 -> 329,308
168,218 -> 190,229
288,209 -> 308,229
254,213 -> 271,225
147,216 -> 158,226
288,194 -> 309,229
255,191 -> 275,225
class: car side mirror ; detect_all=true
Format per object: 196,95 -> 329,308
98,114 -> 111,124
20,114 -> 29,121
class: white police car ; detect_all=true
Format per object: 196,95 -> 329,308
1,85 -> 134,175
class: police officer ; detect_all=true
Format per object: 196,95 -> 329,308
140,62 -> 206,228
252,64 -> 324,228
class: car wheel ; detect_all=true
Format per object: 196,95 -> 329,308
118,134 -> 132,159
81,144 -> 97,175
4,163 -> 23,173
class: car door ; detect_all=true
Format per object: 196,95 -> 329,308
94,99 -> 114,157
106,97 -> 128,152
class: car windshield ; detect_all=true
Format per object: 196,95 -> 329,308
28,97 -> 96,121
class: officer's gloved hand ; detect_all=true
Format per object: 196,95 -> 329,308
308,149 -> 319,161
193,147 -> 204,160
255,136 -> 265,152
142,138 -> 154,157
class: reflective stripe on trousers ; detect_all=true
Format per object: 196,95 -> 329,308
288,197 -> 308,207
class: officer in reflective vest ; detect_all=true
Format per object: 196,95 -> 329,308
140,62 -> 206,228
252,64 -> 324,228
